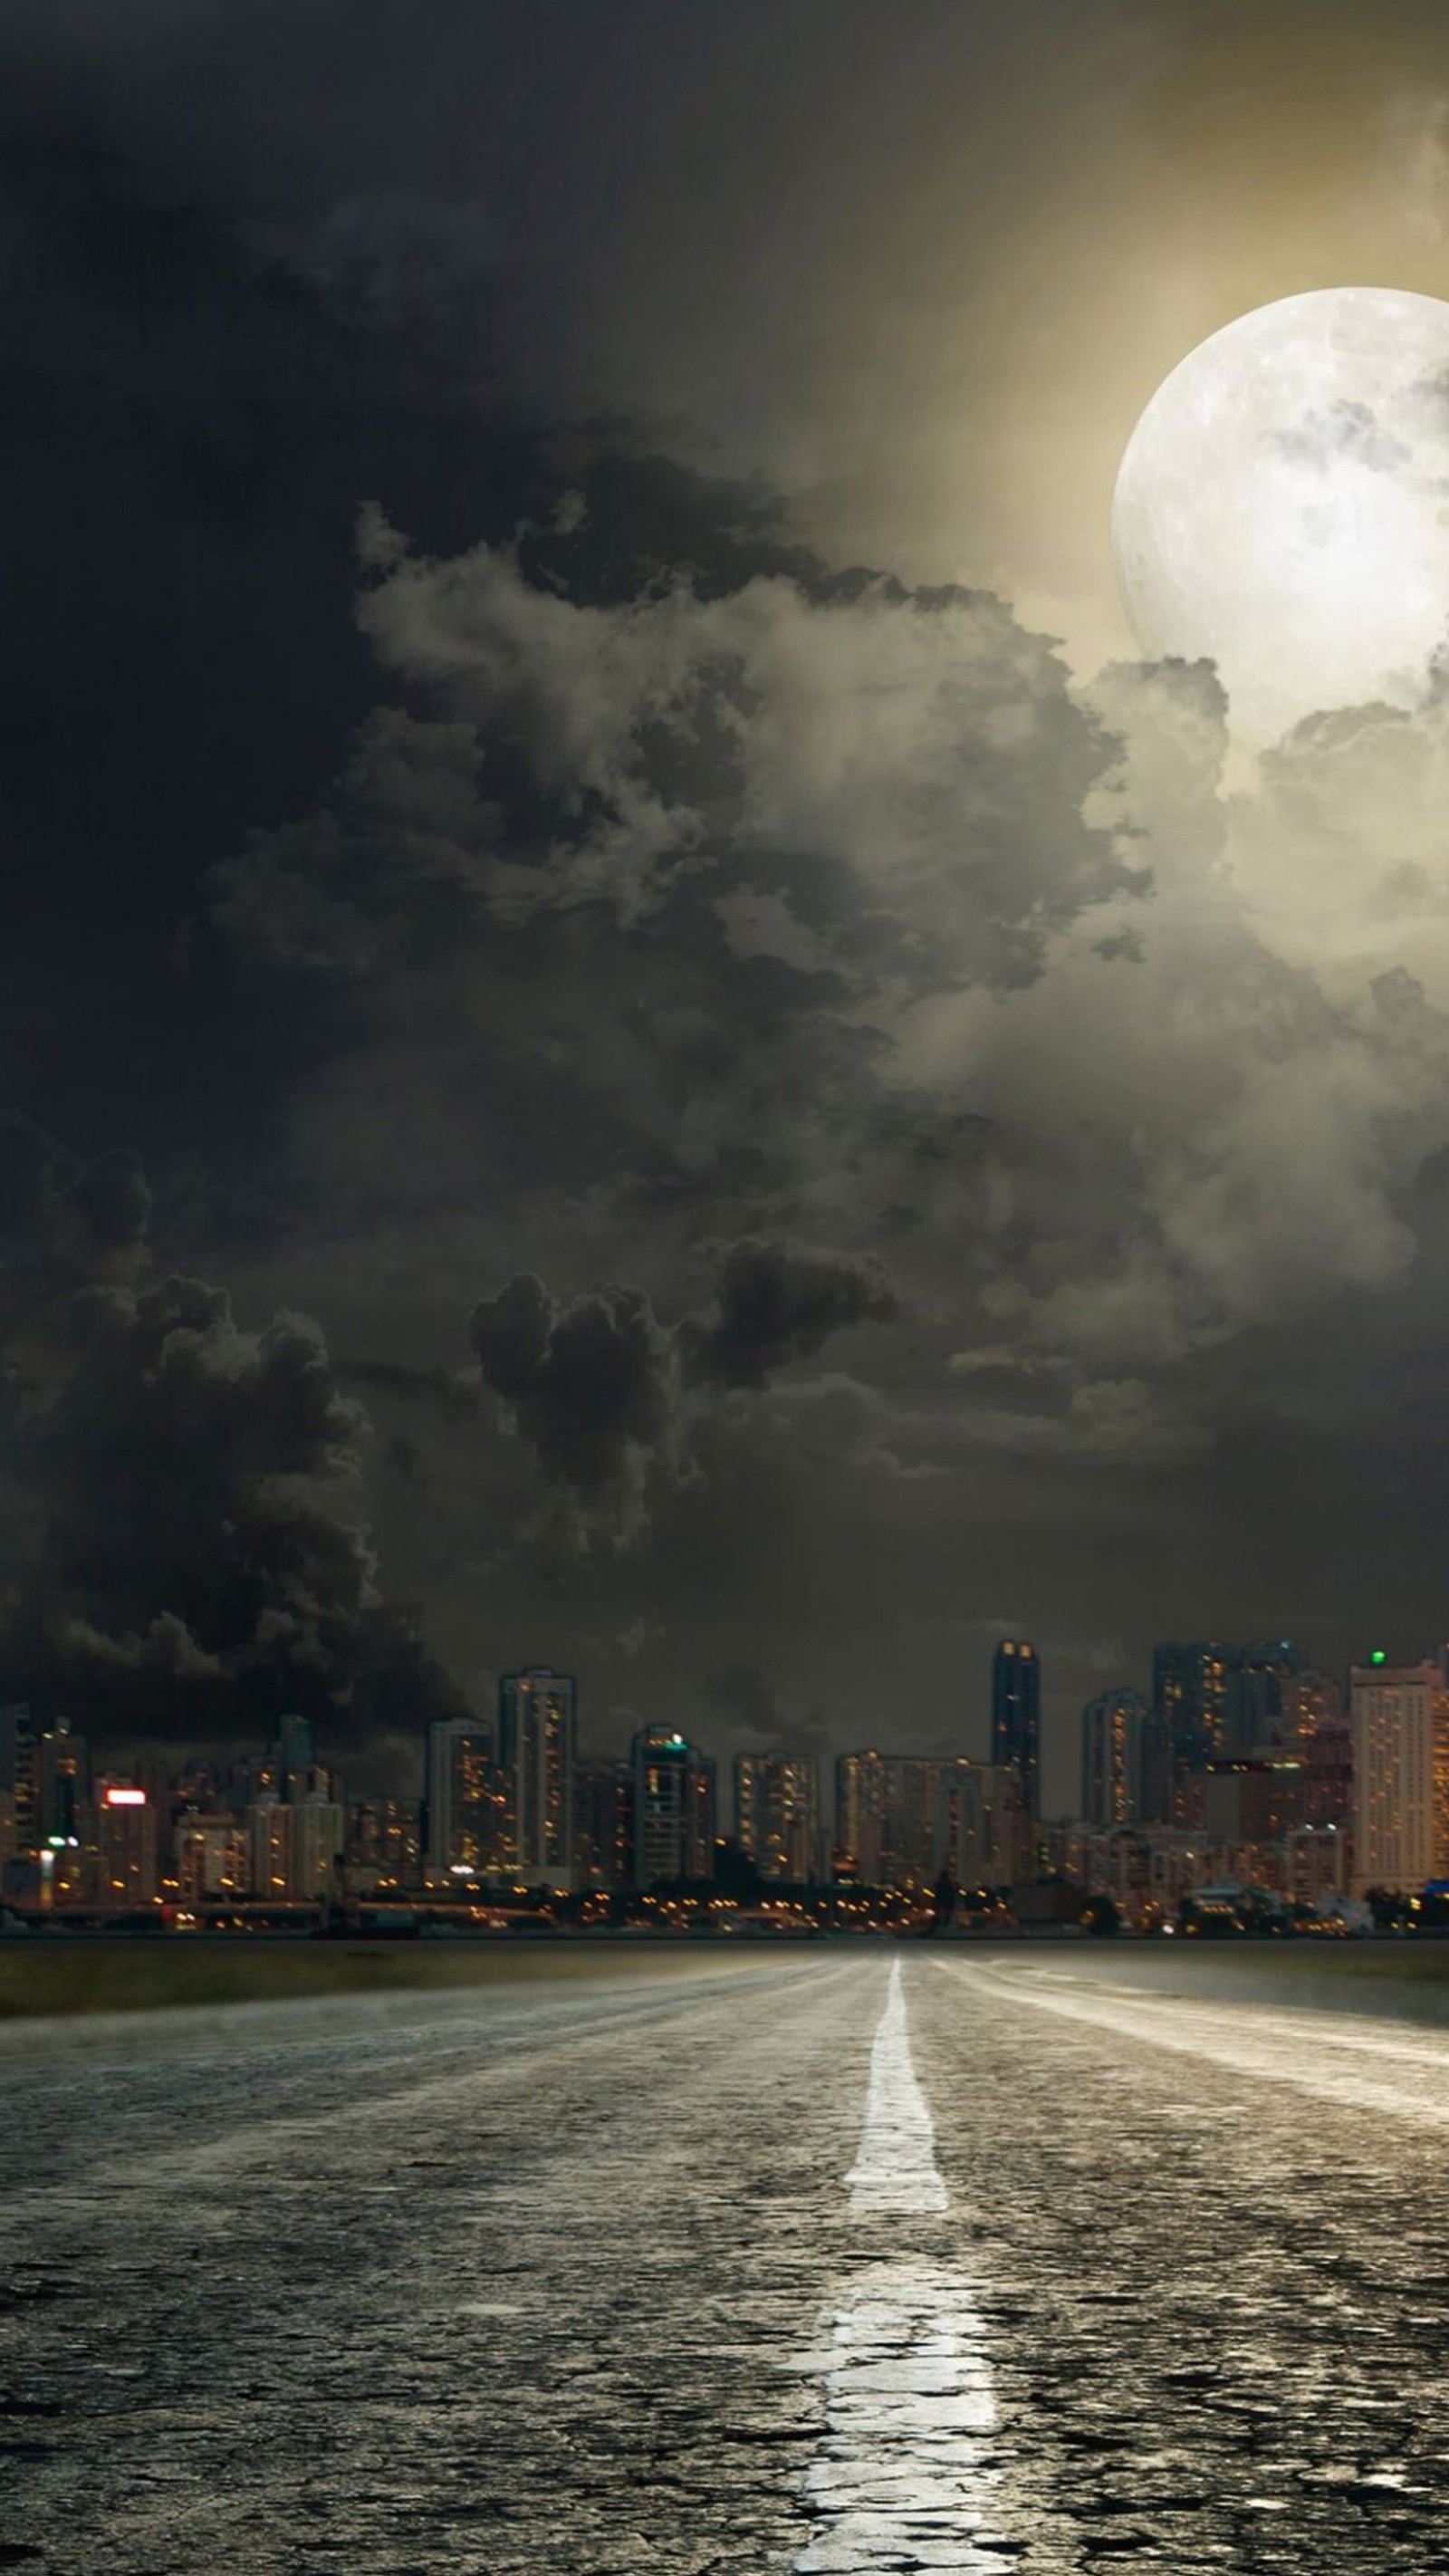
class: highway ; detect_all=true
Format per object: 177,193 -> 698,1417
4,1946 -> 1449,2573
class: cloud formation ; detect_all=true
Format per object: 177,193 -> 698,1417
0,1123 -> 467,1748
467,1235 -> 897,1548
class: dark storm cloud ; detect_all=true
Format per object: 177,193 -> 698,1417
467,1237 -> 897,1549
245,190 -> 499,332
0,1123 -> 469,1750
682,1237 -> 897,1390
0,1113 -> 151,1297
468,1272 -> 682,1549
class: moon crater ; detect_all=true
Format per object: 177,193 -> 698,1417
1112,287 -> 1449,743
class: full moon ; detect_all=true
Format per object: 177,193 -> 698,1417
1112,288 -> 1449,744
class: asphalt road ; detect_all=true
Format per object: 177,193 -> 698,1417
5,1946 -> 1449,2574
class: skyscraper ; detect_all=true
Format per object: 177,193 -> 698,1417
0,1706 -> 35,1853
1135,1703 -> 1175,1824
1350,1658 -> 1437,1894
1080,1690 -> 1146,1829
1151,1642 -> 1232,1798
991,1640 -> 1040,1814
835,1750 -> 888,1883
1224,1639 -> 1305,1754
734,1754 -> 820,1881
96,1784 -> 158,1907
630,1727 -> 715,1885
423,1716 -> 502,1879
247,1794 -> 343,1900
1280,1670 -> 1351,1828
499,1668 -> 577,1885
937,1760 -> 990,1887
573,1760 -> 631,1888
834,1754 -> 984,1889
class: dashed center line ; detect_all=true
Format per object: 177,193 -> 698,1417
794,1961 -> 1018,2575
847,1958 -> 948,2216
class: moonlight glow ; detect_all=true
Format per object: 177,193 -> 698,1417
1112,287 -> 1449,744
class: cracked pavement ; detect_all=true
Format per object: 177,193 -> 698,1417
3,1945 -> 1449,2573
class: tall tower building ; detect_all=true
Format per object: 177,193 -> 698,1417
1224,1640 -> 1305,1754
1135,1703 -> 1175,1823
96,1784 -> 159,1907
423,1716 -> 502,1880
0,1706 -> 36,1854
937,1760 -> 989,1886
832,1754 -> 980,1889
1151,1642 -> 1233,1800
1080,1690 -> 1146,1829
734,1754 -> 820,1881
246,1794 -> 343,1900
835,1750 -> 888,1883
630,1726 -> 715,1886
499,1668 -> 577,1885
991,1640 -> 1041,1815
572,1760 -> 631,1889
1351,1657 -> 1437,1894
1280,1669 -> 1351,1828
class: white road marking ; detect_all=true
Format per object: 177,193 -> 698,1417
792,2264 -> 1014,2574
846,1958 -> 948,2216
794,1961 -> 1019,2574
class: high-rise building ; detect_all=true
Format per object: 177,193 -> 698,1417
572,1760 -> 631,1889
886,1760 -> 954,1886
937,1760 -> 990,1886
983,1764 -> 1034,1887
95,1783 -> 158,1906
248,1799 -> 290,1900
344,1798 -> 421,1892
1223,1640 -> 1305,1754
1350,1658 -> 1437,1894
0,1706 -> 35,1850
630,1727 -> 715,1885
423,1716 -> 503,1880
1136,1704 -> 1175,1823
1280,1670 -> 1351,1828
1080,1691 -> 1146,1829
246,1795 -> 343,1900
1200,1757 -> 1304,1845
991,1640 -> 1041,1814
499,1669 -> 577,1885
1432,1658 -> 1449,1884
174,1813 -> 249,1903
834,1754 -> 985,1889
30,1717 -> 87,1847
734,1754 -> 820,1881
1152,1642 -> 1232,1799
835,1750 -> 888,1882
290,1796 -> 346,1898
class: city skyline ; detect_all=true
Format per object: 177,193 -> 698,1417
2,1619 -> 1427,1792
5,1621 -> 1443,1916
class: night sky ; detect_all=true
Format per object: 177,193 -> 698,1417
7,0 -> 1449,1804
